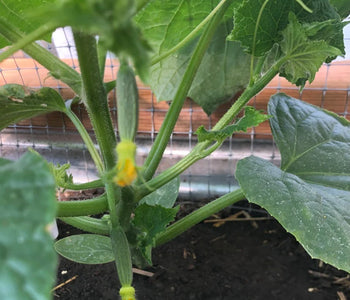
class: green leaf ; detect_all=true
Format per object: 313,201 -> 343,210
278,13 -> 342,87
135,0 -> 251,115
270,93 -> 350,189
228,0 -> 340,57
195,106 -> 270,142
54,234 -> 115,265
329,0 -> 350,18
0,151 -> 57,300
228,0 -> 293,56
235,93 -> 350,273
134,204 -> 179,246
139,176 -> 180,208
303,18 -> 346,63
133,204 -> 179,263
0,84 -> 67,130
39,0 -> 150,81
0,0 -> 54,48
298,0 -> 341,22
48,163 -> 73,188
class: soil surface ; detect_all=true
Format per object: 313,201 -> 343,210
54,202 -> 350,300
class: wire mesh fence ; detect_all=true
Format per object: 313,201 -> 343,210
1,25 -> 350,203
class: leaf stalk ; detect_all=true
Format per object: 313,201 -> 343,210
56,194 -> 108,217
155,188 -> 245,246
141,0 -> 233,181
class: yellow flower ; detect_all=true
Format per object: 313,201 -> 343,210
113,140 -> 137,187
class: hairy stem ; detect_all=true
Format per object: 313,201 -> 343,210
106,183 -> 120,227
59,216 -> 109,235
155,188 -> 245,246
59,179 -> 104,191
73,31 -> 116,171
56,194 -> 108,217
116,187 -> 137,229
74,32 -> 120,229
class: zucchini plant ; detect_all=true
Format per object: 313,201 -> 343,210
0,0 -> 349,299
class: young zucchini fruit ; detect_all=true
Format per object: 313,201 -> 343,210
113,61 -> 139,187
110,226 -> 136,300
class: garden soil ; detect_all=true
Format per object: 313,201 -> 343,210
54,201 -> 350,300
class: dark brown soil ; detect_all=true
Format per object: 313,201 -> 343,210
54,203 -> 350,300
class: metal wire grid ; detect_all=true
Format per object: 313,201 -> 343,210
0,26 -> 350,202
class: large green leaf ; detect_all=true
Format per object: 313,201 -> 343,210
0,0 -> 54,48
139,176 -> 180,208
236,93 -> 350,272
0,151 -> 57,300
270,93 -> 350,188
228,0 -> 340,56
0,84 -> 66,130
303,18 -> 346,63
278,13 -> 341,87
135,0 -> 250,115
54,234 -> 114,264
228,0 -> 294,56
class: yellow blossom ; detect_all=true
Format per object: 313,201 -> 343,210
113,140 -> 137,187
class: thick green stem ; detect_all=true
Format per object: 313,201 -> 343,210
56,194 -> 108,217
59,216 -> 109,235
0,19 -> 82,94
142,0 -> 233,181
73,31 -> 116,171
65,107 -> 104,174
106,183 -> 119,227
59,179 -> 104,191
155,188 -> 245,246
116,187 -> 136,229
74,32 -> 120,231
151,0 -> 230,66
